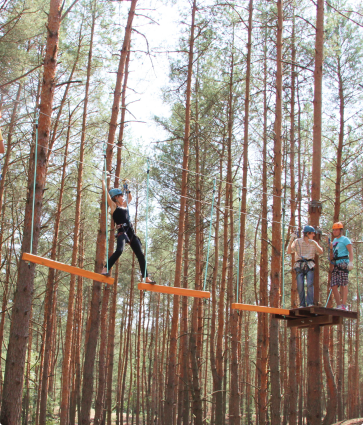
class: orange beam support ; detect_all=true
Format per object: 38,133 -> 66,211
231,303 -> 291,316
22,252 -> 114,285
138,282 -> 210,299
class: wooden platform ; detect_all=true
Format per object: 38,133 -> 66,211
23,252 -> 114,285
231,303 -> 358,328
273,306 -> 358,329
138,282 -> 210,299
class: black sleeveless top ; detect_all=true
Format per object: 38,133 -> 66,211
112,207 -> 134,238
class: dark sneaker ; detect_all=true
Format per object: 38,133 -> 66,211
101,268 -> 110,276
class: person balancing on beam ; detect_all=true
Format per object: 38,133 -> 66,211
101,179 -> 155,284
287,225 -> 323,307
325,222 -> 353,311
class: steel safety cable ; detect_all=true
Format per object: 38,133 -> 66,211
30,111 -> 39,257
104,143 -> 109,273
144,159 -> 150,283
203,178 -> 216,292
3,92 -> 315,205
236,188 -> 242,303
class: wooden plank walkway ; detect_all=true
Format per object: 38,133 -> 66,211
138,282 -> 210,299
23,252 -> 114,285
231,303 -> 291,315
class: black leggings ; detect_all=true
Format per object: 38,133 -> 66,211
107,233 -> 148,277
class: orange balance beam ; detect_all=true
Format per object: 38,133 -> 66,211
138,282 -> 210,299
22,252 -> 114,285
231,303 -> 291,316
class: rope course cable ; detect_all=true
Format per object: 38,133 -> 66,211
1,94 -> 313,227
21,108 -> 298,203
144,158 -> 150,283
30,111 -> 39,257
2,92 -> 308,207
203,178 -> 216,292
236,188 -> 242,302
37,140 -> 309,234
104,143 -> 109,273
24,141 -> 292,225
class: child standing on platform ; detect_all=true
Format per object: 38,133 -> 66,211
325,222 -> 353,311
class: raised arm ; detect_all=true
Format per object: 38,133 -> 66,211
315,240 -> 323,255
102,179 -> 116,214
126,190 -> 132,205
287,233 -> 297,255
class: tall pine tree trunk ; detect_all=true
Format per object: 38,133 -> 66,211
39,108 -> 72,423
0,1 -> 62,422
269,0 -> 283,422
80,2 -> 136,423
258,28 -> 269,424
308,0 -> 324,423
164,1 -> 196,421
288,12 -> 298,425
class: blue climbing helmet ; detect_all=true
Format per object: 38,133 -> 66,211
109,188 -> 123,199
303,225 -> 315,233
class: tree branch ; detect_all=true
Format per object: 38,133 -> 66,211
61,0 -> 81,22
0,64 -> 43,89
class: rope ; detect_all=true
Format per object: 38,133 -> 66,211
282,203 -> 286,308
15,134 -> 293,227
144,159 -> 150,282
236,188 -> 242,302
29,142 -> 289,223
325,237 -> 332,307
30,112 -> 39,256
28,109 -> 297,202
104,143 -> 109,273
203,178 -> 216,292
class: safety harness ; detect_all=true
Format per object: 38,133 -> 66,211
330,238 -> 349,271
295,238 -> 315,271
115,181 -> 135,244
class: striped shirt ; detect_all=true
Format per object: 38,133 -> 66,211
290,238 -> 321,269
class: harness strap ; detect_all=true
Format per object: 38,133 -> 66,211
296,258 -> 315,264
334,255 -> 349,260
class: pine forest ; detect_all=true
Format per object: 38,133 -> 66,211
1,0 -> 363,423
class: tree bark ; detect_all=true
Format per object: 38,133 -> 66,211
59,14 -> 92,421
269,0 -> 283,423
0,1 -> 62,423
210,168 -> 222,424
0,83 -> 21,219
288,11 -> 298,425
307,0 -> 324,423
258,26 -> 269,424
80,2 -> 136,423
39,106 -> 72,424
226,42 -> 240,425
164,1 -> 196,421
93,285 -> 110,425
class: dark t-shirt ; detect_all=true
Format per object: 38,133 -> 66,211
112,207 -> 134,238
